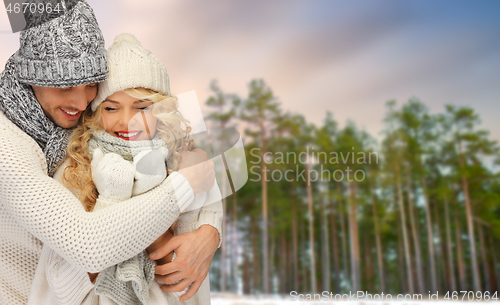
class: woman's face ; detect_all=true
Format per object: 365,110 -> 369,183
100,91 -> 158,141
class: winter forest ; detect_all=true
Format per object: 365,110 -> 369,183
204,78 -> 500,298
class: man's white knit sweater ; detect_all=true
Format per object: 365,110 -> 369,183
0,110 -> 222,304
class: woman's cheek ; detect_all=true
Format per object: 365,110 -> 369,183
100,114 -> 111,131
144,112 -> 157,131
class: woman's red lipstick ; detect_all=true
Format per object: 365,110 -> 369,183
114,130 -> 143,141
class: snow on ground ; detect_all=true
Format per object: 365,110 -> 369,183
211,293 -> 500,305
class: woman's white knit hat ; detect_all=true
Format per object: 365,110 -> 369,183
92,33 -> 170,111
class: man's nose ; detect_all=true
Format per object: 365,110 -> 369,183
71,90 -> 89,111
70,86 -> 91,111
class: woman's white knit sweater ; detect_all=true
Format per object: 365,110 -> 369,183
0,110 -> 221,304
28,157 -> 222,305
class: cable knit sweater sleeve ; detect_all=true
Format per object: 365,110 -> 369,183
0,112 -> 194,273
196,180 -> 224,248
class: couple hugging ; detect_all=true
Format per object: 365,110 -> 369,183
0,1 -> 222,305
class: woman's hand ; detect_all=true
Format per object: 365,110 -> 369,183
133,147 -> 169,196
91,148 -> 135,200
150,225 -> 219,301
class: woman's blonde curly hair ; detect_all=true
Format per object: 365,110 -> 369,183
63,88 -> 194,211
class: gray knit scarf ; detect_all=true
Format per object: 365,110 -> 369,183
95,251 -> 156,305
89,130 -> 167,305
0,55 -> 73,177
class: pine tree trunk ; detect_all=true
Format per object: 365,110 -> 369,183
488,232 -> 500,292
321,182 -> 330,291
364,237 -> 374,291
287,237 -> 292,292
348,181 -> 361,292
300,213 -> 308,292
337,182 -> 350,289
405,165 -> 425,293
396,164 -> 414,293
397,216 -> 407,293
269,221 -> 275,293
477,221 -> 490,292
369,179 -> 385,292
288,237 -> 294,292
421,176 -> 437,292
306,161 -> 317,292
292,206 -> 299,291
279,235 -> 287,293
454,210 -> 466,290
457,140 -> 481,291
433,200 -> 446,292
444,196 -> 457,291
330,191 -> 341,293
243,250 -> 251,294
251,213 -> 260,293
260,120 -> 269,294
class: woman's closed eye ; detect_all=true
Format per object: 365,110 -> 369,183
104,107 -> 117,111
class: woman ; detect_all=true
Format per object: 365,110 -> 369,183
28,33 -> 221,305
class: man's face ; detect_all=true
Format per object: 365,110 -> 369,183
30,83 -> 98,128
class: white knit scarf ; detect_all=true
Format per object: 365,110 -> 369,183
0,55 -> 73,177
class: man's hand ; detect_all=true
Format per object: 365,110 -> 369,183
178,147 -> 215,194
146,227 -> 175,266
149,225 -> 219,301
88,272 -> 98,284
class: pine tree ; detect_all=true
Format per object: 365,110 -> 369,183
240,79 -> 280,294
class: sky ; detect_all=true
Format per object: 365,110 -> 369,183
1,0 -> 500,142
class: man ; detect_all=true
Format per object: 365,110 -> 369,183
0,0 -> 221,304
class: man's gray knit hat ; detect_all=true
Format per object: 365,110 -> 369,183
14,0 -> 107,87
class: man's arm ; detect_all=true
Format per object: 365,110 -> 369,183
0,127 -> 213,273
147,203 -> 222,301
148,167 -> 223,301
150,225 -> 220,301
